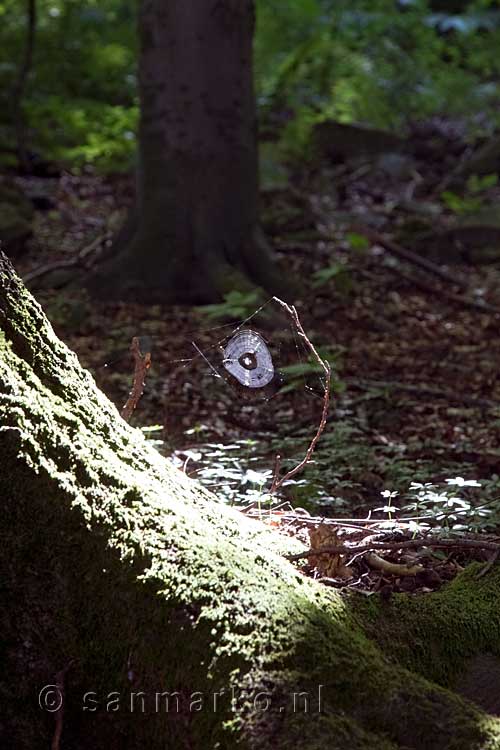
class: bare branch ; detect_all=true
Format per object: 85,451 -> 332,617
121,337 -> 151,422
286,536 -> 500,562
351,224 -> 468,291
51,661 -> 73,750
23,231 -> 112,287
385,263 -> 500,317
270,297 -> 331,493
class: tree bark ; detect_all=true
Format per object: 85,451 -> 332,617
90,0 -> 286,304
2,253 -> 500,749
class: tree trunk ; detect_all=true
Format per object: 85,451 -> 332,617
90,0 -> 286,304
2,253 -> 500,749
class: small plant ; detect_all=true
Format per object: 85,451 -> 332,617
378,489 -> 399,522
279,347 -> 344,394
200,290 -> 263,322
375,477 -> 493,533
312,263 -> 353,292
441,173 -> 498,215
441,190 -> 483,215
346,232 -> 370,252
467,173 -> 498,193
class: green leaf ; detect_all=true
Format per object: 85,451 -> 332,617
200,291 -> 262,322
346,232 -> 370,251
312,264 -> 352,292
467,173 -> 498,194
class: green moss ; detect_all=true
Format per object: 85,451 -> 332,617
2,254 -> 500,749
348,562 -> 500,690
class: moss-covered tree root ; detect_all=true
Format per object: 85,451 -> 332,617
1,253 -> 500,749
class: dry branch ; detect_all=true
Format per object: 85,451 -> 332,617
387,264 -> 500,317
352,225 -> 469,291
51,661 -> 73,750
286,536 -> 500,562
270,297 -> 331,493
23,231 -> 111,287
121,337 -> 151,422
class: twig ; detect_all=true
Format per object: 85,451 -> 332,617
121,337 -> 151,422
351,225 -> 469,292
271,453 -> 281,491
476,548 -> 500,579
270,297 -> 331,493
387,263 -> 500,316
23,231 -> 111,286
244,509 -> 385,530
51,660 -> 73,750
286,536 -> 500,562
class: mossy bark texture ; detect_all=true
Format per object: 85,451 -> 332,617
1,254 -> 500,749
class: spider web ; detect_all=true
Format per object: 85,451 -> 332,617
161,298 -> 330,498
100,298 -> 331,502
164,297 -> 328,409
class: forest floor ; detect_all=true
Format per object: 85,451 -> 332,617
10,119 -> 500,548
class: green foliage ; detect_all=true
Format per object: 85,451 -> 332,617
441,172 -> 498,214
312,263 -> 353,292
467,172 -> 498,193
0,0 -> 137,170
279,346 -> 345,394
3,0 -> 500,170
346,232 -> 370,252
199,290 -> 264,322
441,189 -> 484,215
375,477 -> 499,533
256,0 -> 500,158
26,96 -> 138,170
312,233 -> 368,291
